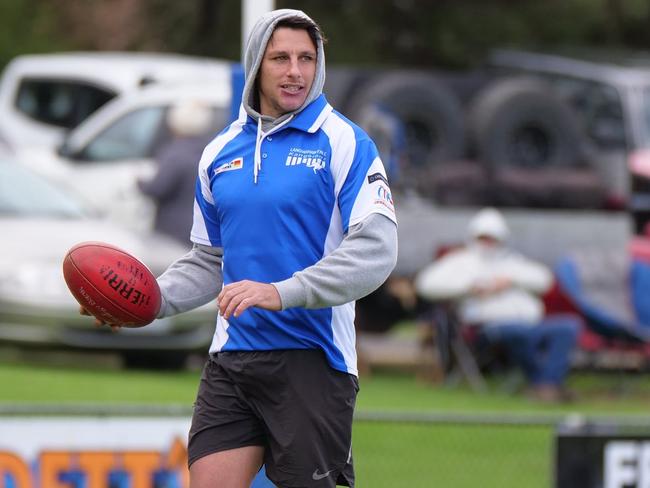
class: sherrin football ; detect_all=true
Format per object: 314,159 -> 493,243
63,241 -> 161,327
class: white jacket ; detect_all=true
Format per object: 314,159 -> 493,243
415,243 -> 553,325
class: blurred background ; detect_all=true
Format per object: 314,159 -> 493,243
4,0 -> 650,68
3,1 -> 650,487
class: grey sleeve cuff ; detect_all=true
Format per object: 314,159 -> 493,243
157,296 -> 168,318
273,277 -> 308,310
273,213 -> 398,310
156,243 -> 224,318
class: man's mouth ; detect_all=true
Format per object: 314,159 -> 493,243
281,84 -> 303,93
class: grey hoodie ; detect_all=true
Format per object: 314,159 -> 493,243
156,9 -> 397,317
241,8 -> 326,128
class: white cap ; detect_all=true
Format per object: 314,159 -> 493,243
467,207 -> 509,241
166,99 -> 213,137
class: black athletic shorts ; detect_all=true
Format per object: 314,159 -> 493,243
188,349 -> 359,487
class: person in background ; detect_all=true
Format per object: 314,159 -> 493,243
137,100 -> 214,247
415,207 -> 579,403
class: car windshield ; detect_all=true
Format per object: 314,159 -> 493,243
550,76 -> 627,150
0,160 -> 88,218
80,106 -> 165,161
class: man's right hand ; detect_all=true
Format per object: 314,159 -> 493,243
79,306 -> 123,332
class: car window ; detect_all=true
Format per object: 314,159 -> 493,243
80,106 -> 166,161
15,78 -> 116,129
582,84 -> 626,150
0,161 -> 86,218
550,76 -> 627,150
78,105 -> 228,162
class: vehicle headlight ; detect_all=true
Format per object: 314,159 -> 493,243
0,263 -> 75,306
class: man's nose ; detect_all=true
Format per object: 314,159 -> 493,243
287,57 -> 301,77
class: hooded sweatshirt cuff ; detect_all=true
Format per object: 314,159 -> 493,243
273,277 -> 307,309
157,297 -> 168,319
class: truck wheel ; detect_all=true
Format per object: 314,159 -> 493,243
347,72 -> 466,176
467,77 -> 587,169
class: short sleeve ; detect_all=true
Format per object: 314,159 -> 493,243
337,138 -> 397,232
190,166 -> 222,247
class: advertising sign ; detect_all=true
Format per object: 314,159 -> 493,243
556,420 -> 650,488
0,416 -> 272,488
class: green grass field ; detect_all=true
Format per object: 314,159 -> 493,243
2,355 -> 650,487
2,357 -> 649,413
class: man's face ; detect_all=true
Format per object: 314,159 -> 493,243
258,27 -> 317,118
476,235 -> 500,247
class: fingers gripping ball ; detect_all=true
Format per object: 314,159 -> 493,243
63,241 -> 161,327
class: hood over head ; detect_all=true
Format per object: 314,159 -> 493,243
241,8 -> 326,122
467,207 -> 510,242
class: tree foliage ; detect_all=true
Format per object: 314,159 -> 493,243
2,0 -> 650,71
276,0 -> 650,68
0,0 -> 70,69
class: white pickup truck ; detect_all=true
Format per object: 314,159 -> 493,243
0,51 -> 234,151
0,52 -> 235,230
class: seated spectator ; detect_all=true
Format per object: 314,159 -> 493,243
555,250 -> 650,344
415,207 -> 580,402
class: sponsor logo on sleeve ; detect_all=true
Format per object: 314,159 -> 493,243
367,172 -> 389,185
214,158 -> 243,175
375,184 -> 394,211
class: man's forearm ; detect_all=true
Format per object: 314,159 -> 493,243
273,213 -> 398,309
157,244 -> 224,317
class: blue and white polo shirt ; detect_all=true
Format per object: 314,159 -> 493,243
191,94 -> 397,374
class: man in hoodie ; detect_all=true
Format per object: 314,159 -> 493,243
415,208 -> 579,403
85,8 -> 397,488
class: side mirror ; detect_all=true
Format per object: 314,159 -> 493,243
57,138 -> 81,160
57,138 -> 70,157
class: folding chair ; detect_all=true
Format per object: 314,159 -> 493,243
429,301 -> 488,392
554,252 -> 650,370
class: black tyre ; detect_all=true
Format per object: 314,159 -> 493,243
467,77 -> 587,169
347,72 -> 466,177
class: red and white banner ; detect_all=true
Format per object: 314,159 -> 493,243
0,416 -> 191,488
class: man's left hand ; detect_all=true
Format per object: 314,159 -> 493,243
217,280 -> 282,319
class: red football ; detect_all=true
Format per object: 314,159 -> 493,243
63,241 -> 162,327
